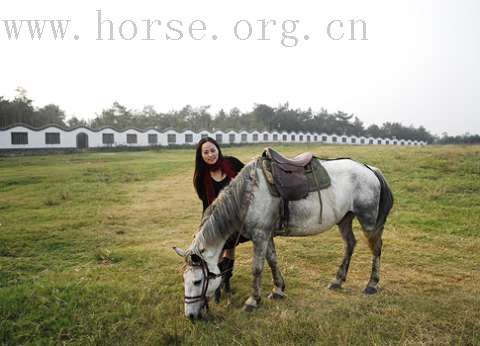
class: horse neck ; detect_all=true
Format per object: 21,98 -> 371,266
192,162 -> 255,263
192,235 -> 225,264
204,240 -> 225,264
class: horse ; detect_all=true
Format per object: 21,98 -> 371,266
174,156 -> 394,319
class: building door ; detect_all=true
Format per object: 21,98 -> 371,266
76,133 -> 89,149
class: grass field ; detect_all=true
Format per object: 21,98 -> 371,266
1,145 -> 479,345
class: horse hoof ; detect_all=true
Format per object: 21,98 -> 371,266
243,297 -> 259,312
328,282 -> 342,290
363,286 -> 378,295
268,292 -> 286,300
243,304 -> 257,312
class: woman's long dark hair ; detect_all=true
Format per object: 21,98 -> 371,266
193,137 -> 224,201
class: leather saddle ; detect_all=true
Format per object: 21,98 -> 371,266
262,147 -> 314,201
267,148 -> 314,168
260,147 -> 331,233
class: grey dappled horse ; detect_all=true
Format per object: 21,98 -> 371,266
174,157 -> 393,319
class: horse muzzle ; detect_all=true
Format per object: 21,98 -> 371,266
185,300 -> 208,321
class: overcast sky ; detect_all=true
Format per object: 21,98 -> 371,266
0,0 -> 478,135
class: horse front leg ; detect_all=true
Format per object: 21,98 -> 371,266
266,237 -> 286,299
243,235 -> 268,312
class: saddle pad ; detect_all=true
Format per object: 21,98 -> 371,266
260,157 -> 331,198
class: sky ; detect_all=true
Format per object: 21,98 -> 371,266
0,0 -> 478,136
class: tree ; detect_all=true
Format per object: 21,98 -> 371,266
0,88 -> 67,127
175,105 -> 212,130
365,124 -> 382,138
334,111 -> 354,134
352,117 -> 365,136
227,107 -> 243,129
275,103 -> 300,132
36,104 -> 66,126
67,116 -> 88,128
251,104 -> 275,131
0,97 -> 12,127
214,109 -> 230,129
91,102 -> 132,128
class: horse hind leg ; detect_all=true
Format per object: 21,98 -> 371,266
355,204 -> 385,295
363,227 -> 383,295
329,212 -> 356,290
265,238 -> 286,299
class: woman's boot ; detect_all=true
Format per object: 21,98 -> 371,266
214,257 -> 235,302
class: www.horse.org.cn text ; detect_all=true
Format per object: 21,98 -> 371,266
0,10 -> 368,47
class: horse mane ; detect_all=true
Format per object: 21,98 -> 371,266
191,160 -> 257,251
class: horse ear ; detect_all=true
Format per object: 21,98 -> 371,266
173,247 -> 186,257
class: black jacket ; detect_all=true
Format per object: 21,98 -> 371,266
200,156 -> 244,211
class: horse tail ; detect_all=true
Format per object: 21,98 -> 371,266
370,167 -> 394,231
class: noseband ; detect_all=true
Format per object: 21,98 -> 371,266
184,257 -> 226,311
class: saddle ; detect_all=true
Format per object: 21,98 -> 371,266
267,149 -> 314,168
262,148 -> 313,200
260,148 -> 331,233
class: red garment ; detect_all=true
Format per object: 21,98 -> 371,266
204,159 -> 238,204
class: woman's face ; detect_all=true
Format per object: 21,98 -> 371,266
201,141 -> 219,165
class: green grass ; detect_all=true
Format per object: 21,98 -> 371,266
1,145 -> 479,345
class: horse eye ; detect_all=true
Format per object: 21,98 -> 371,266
193,280 -> 202,286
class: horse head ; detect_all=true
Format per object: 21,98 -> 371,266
174,246 -> 222,320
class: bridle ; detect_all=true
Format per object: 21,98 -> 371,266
183,199 -> 250,311
184,256 -> 228,311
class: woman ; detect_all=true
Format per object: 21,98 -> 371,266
193,137 -> 247,297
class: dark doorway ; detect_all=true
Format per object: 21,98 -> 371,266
76,133 -> 89,149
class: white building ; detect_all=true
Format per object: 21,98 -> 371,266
0,123 -> 427,151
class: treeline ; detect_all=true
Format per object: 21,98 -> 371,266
437,134 -> 480,144
0,88 -> 452,144
0,89 -> 66,128
87,102 -> 435,143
